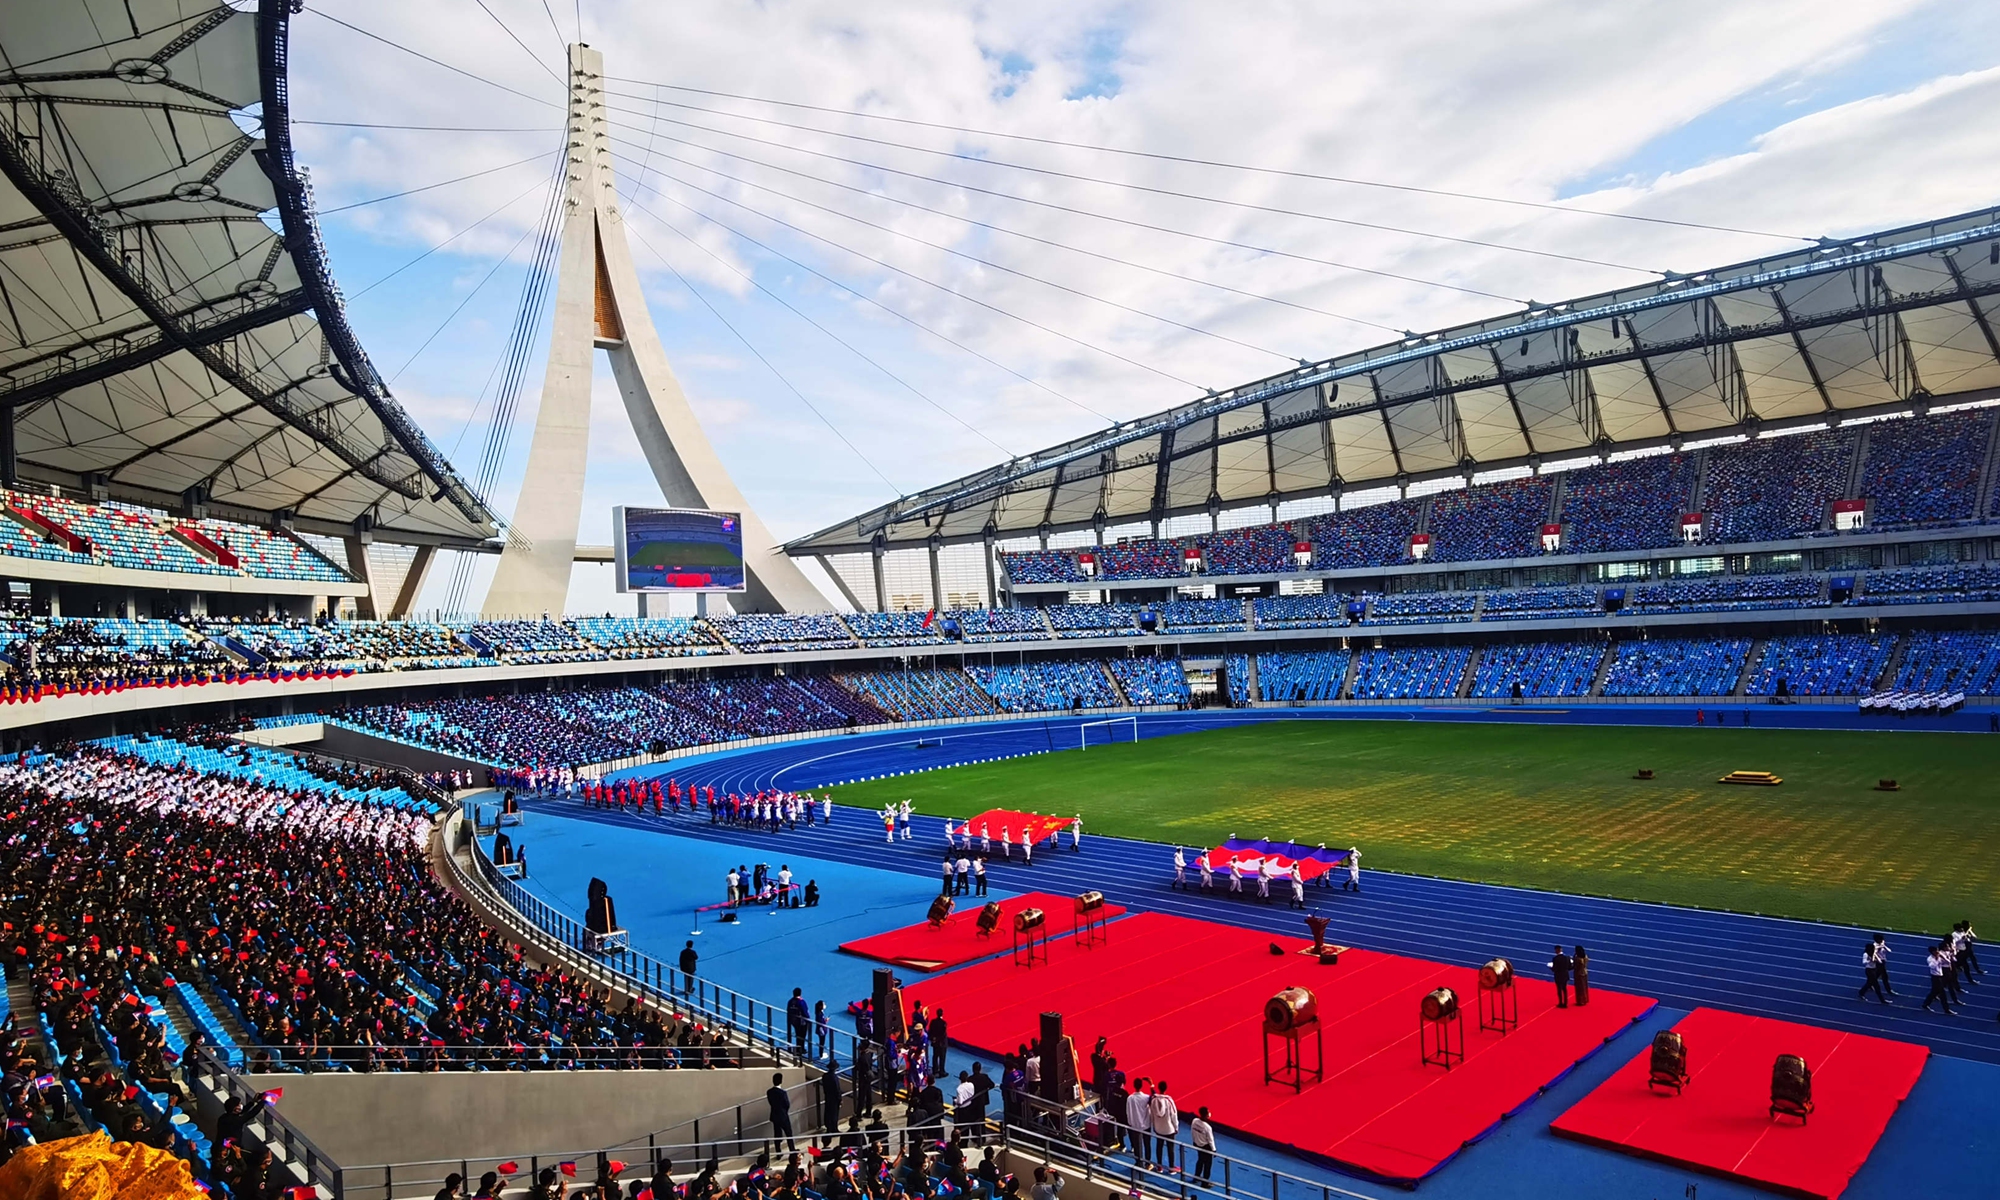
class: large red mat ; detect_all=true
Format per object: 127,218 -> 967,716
839,892 -> 1127,972
902,912 -> 1654,1185
1550,1007 -> 1928,1199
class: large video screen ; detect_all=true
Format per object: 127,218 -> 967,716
612,506 -> 745,593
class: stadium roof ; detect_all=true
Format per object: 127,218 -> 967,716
789,205 -> 2000,556
0,1 -> 497,545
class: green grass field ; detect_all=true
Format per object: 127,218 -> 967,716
834,720 -> 2000,934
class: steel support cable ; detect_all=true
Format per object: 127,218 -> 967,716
597,76 -> 1811,243
616,185 -> 1021,456
388,222 -> 539,383
606,140 -> 1306,365
470,0 -> 567,88
316,150 -> 555,214
347,174 -> 551,300
595,111 -> 1515,303
602,130 -> 1398,338
301,7 -> 564,110
620,218 -> 901,491
623,171 -> 1206,395
295,119 -> 556,133
598,93 -> 1658,276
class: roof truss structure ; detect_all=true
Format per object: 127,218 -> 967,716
0,0 -> 497,544
790,207 -> 2000,555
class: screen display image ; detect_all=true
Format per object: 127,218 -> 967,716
615,507 -> 746,592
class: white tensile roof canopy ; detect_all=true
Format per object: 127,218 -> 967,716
789,206 -> 2000,555
0,0 -> 496,545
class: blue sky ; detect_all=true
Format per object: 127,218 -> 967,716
286,0 -> 1999,613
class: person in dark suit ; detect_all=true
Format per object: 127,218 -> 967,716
1550,946 -> 1574,1009
767,1072 -> 794,1149
930,1009 -> 949,1076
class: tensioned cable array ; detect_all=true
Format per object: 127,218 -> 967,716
597,76 -> 1814,243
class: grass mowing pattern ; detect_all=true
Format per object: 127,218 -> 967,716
834,720 -> 2000,934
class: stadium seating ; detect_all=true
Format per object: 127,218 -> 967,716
1363,591 -> 1479,625
1893,629 -> 2000,695
1000,549 -> 1087,583
1348,644 -> 1472,699
967,661 -> 1120,711
1702,430 -> 1854,543
837,668 -> 997,719
1858,410 -> 1990,527
192,518 -> 351,582
1157,597 -> 1248,632
1746,634 -> 1897,696
1223,653 -> 1253,706
709,613 -> 858,652
570,616 -> 727,655
1046,603 -> 1144,638
844,610 -> 949,647
1253,593 -> 1351,630
1854,565 -> 2000,606
32,495 -> 231,575
1469,641 -> 1605,697
1256,649 -> 1350,702
1097,539 -> 1185,581
1108,656 -> 1190,705
462,619 -> 606,659
1555,452 -> 1696,554
1426,476 -> 1552,562
1481,587 -> 1600,620
952,607 -> 1051,642
1308,497 -> 1424,568
1197,525 -> 1296,575
1598,636 -> 1753,697
1631,574 -> 1823,613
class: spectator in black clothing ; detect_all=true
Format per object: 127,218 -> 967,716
819,1061 -> 843,1131
680,941 -> 699,995
1550,946 -> 1574,1008
434,1172 -> 465,1200
768,1072 -> 795,1149
929,1009 -> 949,1075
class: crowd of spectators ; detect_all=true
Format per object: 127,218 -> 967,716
1,618 -> 235,696
1045,604 -> 1143,638
1481,587 -> 1600,619
1631,574 -> 1823,612
33,496 -> 231,577
1555,453 -> 1695,554
1348,645 -> 1472,699
1197,525 -> 1296,575
711,614 -> 858,653
998,550 -> 1086,584
1307,497 -> 1424,568
190,519 -> 351,583
966,662 -> 1120,711
1892,630 -> 2000,695
1702,429 -> 1854,543
1598,637 -> 1753,697
1468,641 -> 1604,698
836,670 -> 996,720
1096,539 -> 1185,581
1855,566 -> 2000,606
844,612 -> 949,647
950,608 -> 1050,643
1156,598 -> 1247,632
1426,476 -> 1552,563
1746,634 -> 1897,697
1256,650 -> 1349,702
1362,591 -> 1478,625
1858,410 -> 1990,527
0,747 -> 731,1080
1107,657 -> 1190,705
570,617 -> 727,657
461,620 -> 607,660
1252,594 -> 1350,630
0,489 -> 354,582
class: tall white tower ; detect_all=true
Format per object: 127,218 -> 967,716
482,44 -> 827,616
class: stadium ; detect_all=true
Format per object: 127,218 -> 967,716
0,4 -> 1994,1200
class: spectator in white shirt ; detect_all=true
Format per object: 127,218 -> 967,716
1125,1080 -> 1155,1167
1191,1106 -> 1216,1183
1150,1082 -> 1180,1168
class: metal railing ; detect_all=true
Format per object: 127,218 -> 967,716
447,814 -> 864,1072
186,1040 -> 347,1199
999,1114 -> 1382,1200
216,1043 -> 755,1072
337,1075 -> 836,1200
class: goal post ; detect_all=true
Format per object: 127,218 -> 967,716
1079,716 -> 1139,750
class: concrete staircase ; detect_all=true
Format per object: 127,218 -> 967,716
1733,640 -> 1768,697
1456,648 -> 1482,698
1874,633 -> 1909,691
1587,642 -> 1617,697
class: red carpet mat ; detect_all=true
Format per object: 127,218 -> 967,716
839,892 -> 1126,972
1550,1007 -> 1929,1199
901,912 -> 1654,1185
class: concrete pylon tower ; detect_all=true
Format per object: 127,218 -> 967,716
482,44 -> 827,616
